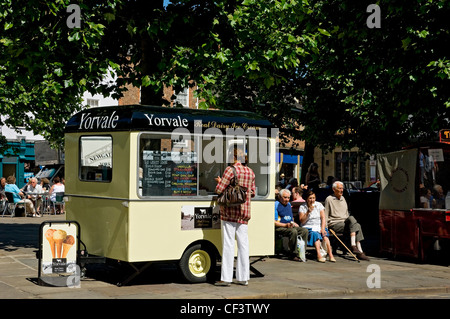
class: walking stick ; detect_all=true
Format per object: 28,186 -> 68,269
329,229 -> 360,263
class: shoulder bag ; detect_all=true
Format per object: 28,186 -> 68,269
217,166 -> 248,207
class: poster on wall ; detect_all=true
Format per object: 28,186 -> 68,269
181,205 -> 220,230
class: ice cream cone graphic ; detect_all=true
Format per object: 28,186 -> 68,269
45,229 -> 56,259
53,229 -> 67,258
62,235 -> 75,258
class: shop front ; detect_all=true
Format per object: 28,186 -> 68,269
0,139 -> 37,187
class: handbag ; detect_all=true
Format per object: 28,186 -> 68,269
217,166 -> 248,207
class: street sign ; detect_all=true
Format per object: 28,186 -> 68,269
439,129 -> 450,144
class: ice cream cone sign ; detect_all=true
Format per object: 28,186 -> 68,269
45,229 -> 56,259
62,235 -> 75,258
53,229 -> 67,258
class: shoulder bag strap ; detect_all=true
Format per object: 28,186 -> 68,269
230,165 -> 239,186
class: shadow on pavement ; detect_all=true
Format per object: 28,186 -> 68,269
0,223 -> 40,252
84,260 -> 206,286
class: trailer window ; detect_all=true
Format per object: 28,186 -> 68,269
138,133 -> 270,198
79,136 -> 112,182
139,133 -> 197,196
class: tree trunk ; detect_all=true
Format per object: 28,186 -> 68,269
136,0 -> 165,106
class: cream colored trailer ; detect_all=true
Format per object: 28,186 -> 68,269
64,105 -> 276,283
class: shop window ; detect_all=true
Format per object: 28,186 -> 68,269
335,151 -> 365,184
79,136 -> 112,182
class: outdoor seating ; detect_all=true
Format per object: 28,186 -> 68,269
52,192 -> 65,214
0,198 -> 6,216
3,192 -> 23,218
41,193 -> 51,214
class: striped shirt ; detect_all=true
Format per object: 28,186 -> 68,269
215,162 -> 256,224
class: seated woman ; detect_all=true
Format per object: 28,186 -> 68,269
48,176 -> 65,214
299,191 -> 335,263
5,175 -> 39,217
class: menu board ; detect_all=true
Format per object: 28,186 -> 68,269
142,151 -> 197,196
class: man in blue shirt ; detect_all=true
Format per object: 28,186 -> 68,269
275,189 -> 308,261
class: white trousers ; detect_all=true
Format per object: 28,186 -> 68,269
220,221 -> 250,282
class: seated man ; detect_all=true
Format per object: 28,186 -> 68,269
23,177 -> 43,215
275,189 -> 309,261
324,181 -> 369,260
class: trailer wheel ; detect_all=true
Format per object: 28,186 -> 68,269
179,244 -> 215,283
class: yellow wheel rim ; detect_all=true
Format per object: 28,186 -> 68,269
188,249 -> 211,277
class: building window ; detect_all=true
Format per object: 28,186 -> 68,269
173,88 -> 189,108
335,151 -> 366,186
86,98 -> 99,107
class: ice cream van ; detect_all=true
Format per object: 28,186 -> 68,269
64,105 -> 277,284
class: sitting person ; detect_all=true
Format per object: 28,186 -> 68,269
23,177 -> 43,214
291,187 -> 305,203
0,177 -> 6,200
275,189 -> 309,261
432,184 -> 445,209
290,186 -> 305,223
5,175 -> 39,217
299,191 -> 335,262
419,187 -> 435,208
324,181 -> 369,261
49,176 -> 65,214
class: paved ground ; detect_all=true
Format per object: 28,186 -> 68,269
1,214 -> 449,302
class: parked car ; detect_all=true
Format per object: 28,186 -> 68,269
343,182 -> 361,194
361,180 -> 380,193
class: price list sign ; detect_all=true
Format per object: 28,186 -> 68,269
142,151 -> 197,196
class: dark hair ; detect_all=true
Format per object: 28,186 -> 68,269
304,190 -> 315,199
53,176 -> 60,183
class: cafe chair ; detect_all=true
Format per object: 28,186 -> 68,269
52,192 -> 65,215
3,192 -> 21,218
0,198 -> 6,216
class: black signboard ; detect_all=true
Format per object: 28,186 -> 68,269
65,104 -> 273,133
194,207 -> 214,228
142,151 -> 197,196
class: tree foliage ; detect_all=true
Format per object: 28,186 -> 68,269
1,0 -> 449,156
0,0 -> 122,149
301,0 -> 450,153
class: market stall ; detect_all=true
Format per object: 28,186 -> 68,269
378,136 -> 450,262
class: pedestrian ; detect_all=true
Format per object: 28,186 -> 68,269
305,163 -> 321,191
214,148 -> 255,286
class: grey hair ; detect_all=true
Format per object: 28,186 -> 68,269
279,188 -> 291,197
332,181 -> 344,189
